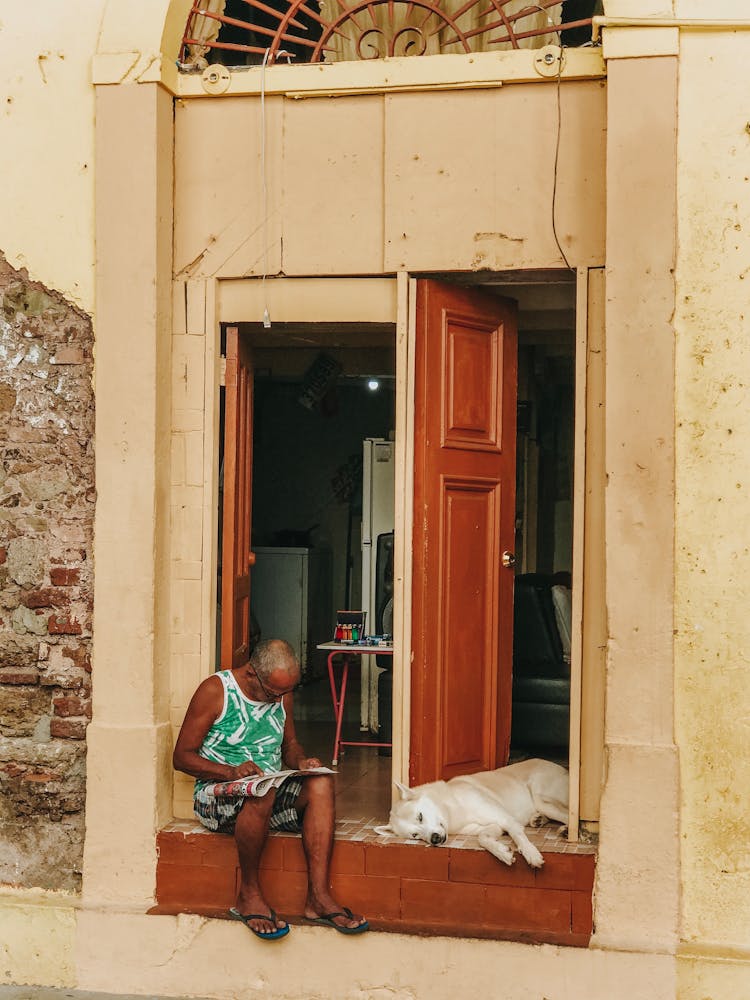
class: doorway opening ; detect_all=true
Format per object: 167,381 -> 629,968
511,290 -> 575,767
217,320 -> 397,826
418,273 -> 576,777
215,273 -> 576,832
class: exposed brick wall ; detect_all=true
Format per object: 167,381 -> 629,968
0,254 -> 94,891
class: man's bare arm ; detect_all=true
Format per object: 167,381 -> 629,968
281,692 -> 322,770
173,676 -> 264,781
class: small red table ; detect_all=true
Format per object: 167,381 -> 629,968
317,641 -> 394,765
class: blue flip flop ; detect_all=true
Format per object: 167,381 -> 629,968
305,907 -> 370,935
229,906 -> 290,940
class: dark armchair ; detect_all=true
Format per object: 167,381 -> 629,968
510,573 -> 571,750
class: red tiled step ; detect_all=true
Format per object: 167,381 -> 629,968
153,827 -> 595,946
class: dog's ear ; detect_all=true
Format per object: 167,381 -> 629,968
373,823 -> 394,837
394,780 -> 413,800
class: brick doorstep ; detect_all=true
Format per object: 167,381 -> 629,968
155,828 -> 595,946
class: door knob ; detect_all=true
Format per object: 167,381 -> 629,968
502,551 -> 516,569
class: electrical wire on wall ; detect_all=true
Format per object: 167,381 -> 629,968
552,44 -> 575,273
260,47 -> 272,328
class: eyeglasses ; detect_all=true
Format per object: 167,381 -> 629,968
251,667 -> 300,702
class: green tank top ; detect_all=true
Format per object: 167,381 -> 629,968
195,670 -> 286,791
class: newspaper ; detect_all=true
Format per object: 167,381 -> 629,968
201,766 -> 334,799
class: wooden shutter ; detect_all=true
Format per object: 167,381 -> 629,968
410,280 -> 517,784
221,326 -> 255,669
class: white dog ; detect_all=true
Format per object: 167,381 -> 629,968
374,758 -> 568,869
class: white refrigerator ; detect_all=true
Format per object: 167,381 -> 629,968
360,437 -> 395,731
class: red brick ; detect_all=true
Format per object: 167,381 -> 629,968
23,588 -> 69,609
203,834 -> 239,868
534,851 -> 596,891
62,645 -> 91,672
449,848 -> 535,887
50,717 -> 87,739
21,771 -> 59,783
48,614 -> 82,635
401,878 -> 486,925
330,873 -> 401,920
281,836 -> 307,872
571,889 -> 593,935
0,670 -> 39,685
273,836 -> 366,876
331,840 -> 365,876
258,868 -> 307,914
53,694 -> 90,718
365,842 -> 449,880
485,885 -> 571,934
258,835 -> 285,870
50,567 -> 80,587
157,832 -> 207,867
50,346 -> 84,365
157,862 -> 236,908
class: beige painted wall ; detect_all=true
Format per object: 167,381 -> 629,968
0,2 -> 107,312
7,1 -> 750,996
174,80 -> 606,282
674,27 -> 750,1000
596,52 -> 679,955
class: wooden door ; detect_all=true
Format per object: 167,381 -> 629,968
410,280 -> 517,785
221,326 -> 255,669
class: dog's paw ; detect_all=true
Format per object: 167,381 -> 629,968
480,837 -> 515,866
529,814 -> 547,829
494,845 -> 515,866
521,844 -> 544,869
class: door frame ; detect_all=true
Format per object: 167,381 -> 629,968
183,270 -> 603,837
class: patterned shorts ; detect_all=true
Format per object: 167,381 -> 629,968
194,777 -> 304,835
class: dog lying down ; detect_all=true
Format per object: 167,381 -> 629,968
374,758 -> 568,869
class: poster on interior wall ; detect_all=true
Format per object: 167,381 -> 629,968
298,352 -> 342,410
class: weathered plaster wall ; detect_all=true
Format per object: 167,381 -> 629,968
674,27 -> 750,998
0,4 -> 109,314
0,256 -> 94,891
596,50 -> 679,956
174,79 -> 606,282
0,888 -> 76,988
74,909 -> 677,1000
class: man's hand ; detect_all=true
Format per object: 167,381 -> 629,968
229,759 -> 264,779
297,756 -> 322,770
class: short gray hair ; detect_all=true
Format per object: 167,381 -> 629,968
249,639 -> 299,681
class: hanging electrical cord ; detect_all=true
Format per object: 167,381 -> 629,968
260,47 -> 272,328
552,45 -> 575,272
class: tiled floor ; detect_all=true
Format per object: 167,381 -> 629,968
294,671 -> 393,825
290,673 -> 593,856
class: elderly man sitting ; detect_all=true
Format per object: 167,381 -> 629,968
173,638 -> 368,939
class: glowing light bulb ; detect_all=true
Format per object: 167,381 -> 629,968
367,379 -> 380,391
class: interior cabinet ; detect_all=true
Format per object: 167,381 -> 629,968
251,546 -> 332,676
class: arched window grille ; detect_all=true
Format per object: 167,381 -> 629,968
179,0 -> 596,68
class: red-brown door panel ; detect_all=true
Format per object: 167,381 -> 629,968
411,280 -> 517,786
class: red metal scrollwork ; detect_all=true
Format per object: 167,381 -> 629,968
180,0 -> 593,67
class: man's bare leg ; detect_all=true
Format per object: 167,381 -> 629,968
234,792 -> 286,934
297,775 -> 367,930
